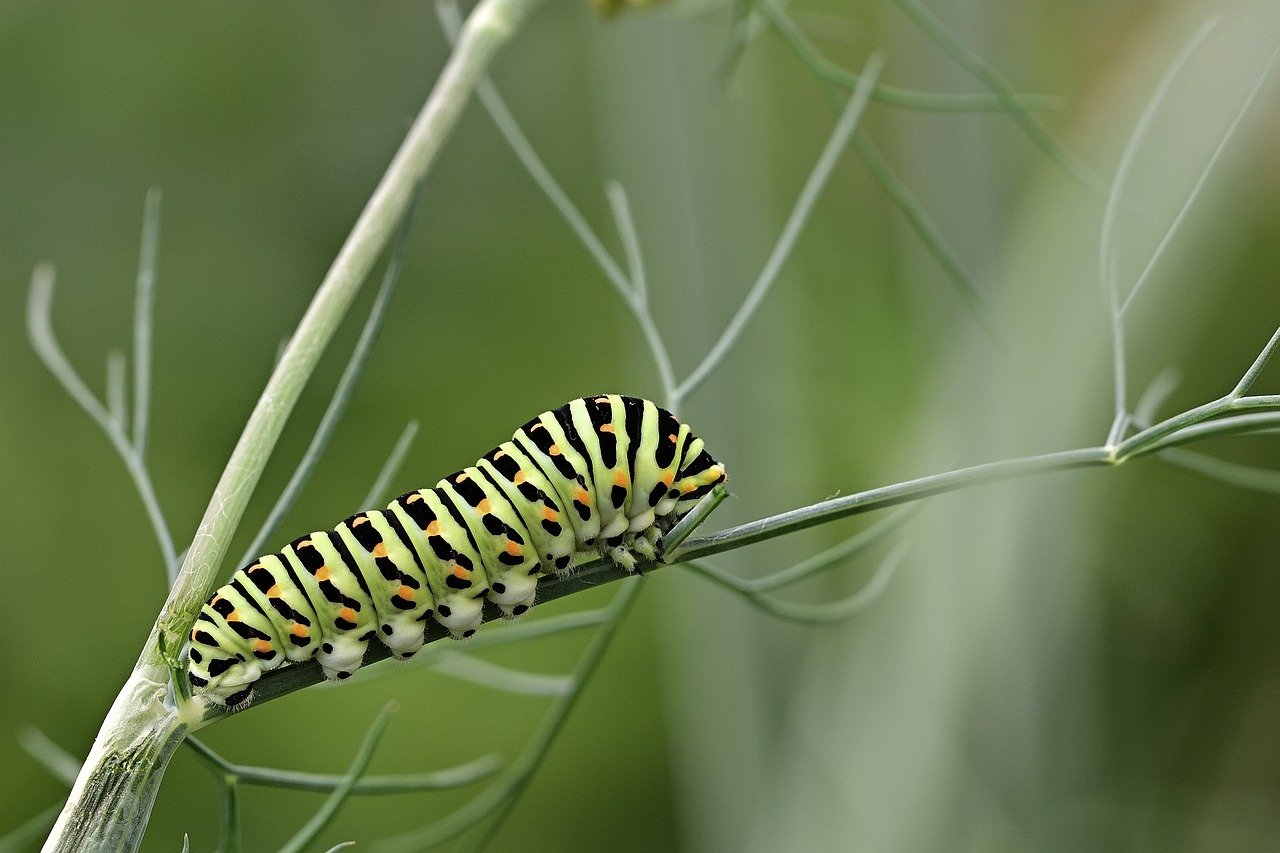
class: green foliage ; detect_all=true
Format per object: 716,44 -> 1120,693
6,0 -> 1280,850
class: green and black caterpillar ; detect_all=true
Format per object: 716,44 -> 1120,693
188,395 -> 727,706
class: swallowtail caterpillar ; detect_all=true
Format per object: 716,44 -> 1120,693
188,395 -> 727,706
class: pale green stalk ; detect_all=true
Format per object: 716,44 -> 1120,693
1101,20 -> 1217,447
18,729 -> 82,787
675,56 -> 881,401
750,0 -> 1061,112
185,736 -> 500,794
133,188 -> 161,453
238,193 -> 420,566
27,266 -> 179,577
279,706 -> 395,853
430,653 -> 575,697
359,420 -> 420,508
39,1 -> 544,849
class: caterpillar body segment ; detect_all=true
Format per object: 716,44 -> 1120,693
188,395 -> 727,706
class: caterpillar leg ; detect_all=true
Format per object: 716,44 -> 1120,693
315,633 -> 369,681
379,615 -> 428,660
605,542 -> 640,573
487,568 -> 539,618
632,527 -> 661,562
432,592 -> 485,639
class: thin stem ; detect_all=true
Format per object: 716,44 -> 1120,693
438,0 -> 680,405
158,0 -> 545,654
106,350 -> 127,429
1115,394 -> 1280,462
46,2 -> 545,849
745,502 -> 917,593
661,484 -> 729,554
431,653 -> 574,697
1107,282 -> 1129,448
886,0 -> 1101,193
279,705 -> 395,853
185,736 -> 499,794
238,188 -> 423,567
1135,367 -> 1181,426
27,267 -> 179,576
1129,410 -> 1280,458
133,188 -> 162,453
202,447 -> 1114,718
27,267 -> 115,435
1231,325 -> 1280,398
1101,20 -> 1217,439
675,55 -> 882,401
751,0 -> 1061,113
359,420 -> 420,509
373,580 -> 640,853
605,181 -> 646,302
1119,44 -> 1279,317
851,130 -> 986,323
18,728 -> 82,786
605,181 -> 678,400
1159,447 -> 1280,493
435,0 -> 631,301
216,778 -> 240,853
0,805 -> 61,853
686,542 -> 906,624
669,447 -> 1113,562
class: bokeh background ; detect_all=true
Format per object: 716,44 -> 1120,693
3,0 -> 1280,849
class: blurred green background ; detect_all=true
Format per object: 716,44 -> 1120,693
3,0 -> 1280,849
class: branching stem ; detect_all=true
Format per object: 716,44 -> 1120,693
40,1 -> 544,849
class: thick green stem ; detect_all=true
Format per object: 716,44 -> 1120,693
41,1 -> 543,849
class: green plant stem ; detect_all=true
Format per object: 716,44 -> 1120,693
751,0 -> 1060,112
373,579 -> 641,853
279,705 -> 395,853
41,1 -> 543,849
185,736 -> 500,794
670,447 -> 1113,561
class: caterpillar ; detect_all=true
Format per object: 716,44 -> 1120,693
188,395 -> 727,706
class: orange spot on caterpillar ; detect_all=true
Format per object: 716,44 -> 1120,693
661,471 -> 675,486
514,470 -> 527,484
426,520 -> 441,536
505,541 -> 522,557
455,472 -> 469,483
575,489 -> 590,505
594,395 -> 609,403
397,585 -> 415,601
372,543 -> 388,558
248,563 -> 265,573
315,566 -> 331,581
291,623 -> 309,638
299,539 -> 313,549
541,506 -> 558,522
226,611 -> 241,622
253,639 -> 272,653
352,515 -> 369,526
477,499 -> 492,514
211,594 -> 224,605
599,423 -> 615,433
340,607 -> 357,622
680,482 -> 698,494
494,449 -> 507,459
267,584 -> 281,598
451,566 -> 470,579
668,433 -> 678,443
549,443 -> 561,456
613,470 -> 629,487
406,492 -> 423,503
